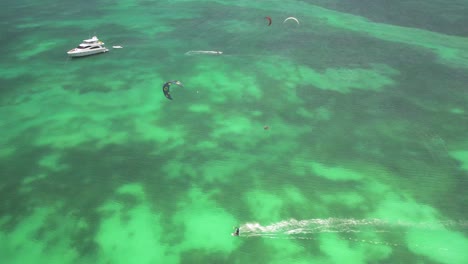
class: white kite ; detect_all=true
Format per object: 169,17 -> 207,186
283,17 -> 300,25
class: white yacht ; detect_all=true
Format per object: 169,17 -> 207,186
67,36 -> 109,57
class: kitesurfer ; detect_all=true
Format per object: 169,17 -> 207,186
232,227 -> 240,236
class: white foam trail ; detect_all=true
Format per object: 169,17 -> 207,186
235,218 -> 467,252
239,218 -> 467,238
185,50 -> 223,56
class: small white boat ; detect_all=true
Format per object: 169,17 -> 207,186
112,45 -> 123,49
67,36 -> 109,57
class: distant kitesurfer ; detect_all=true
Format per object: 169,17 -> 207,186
232,227 -> 240,236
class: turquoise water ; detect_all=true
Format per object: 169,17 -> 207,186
1,1 -> 467,263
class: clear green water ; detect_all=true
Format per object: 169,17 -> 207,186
1,1 -> 467,263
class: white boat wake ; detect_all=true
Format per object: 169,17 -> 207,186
238,218 -> 467,248
185,50 -> 223,56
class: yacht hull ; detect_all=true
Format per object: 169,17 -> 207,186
67,47 -> 109,57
